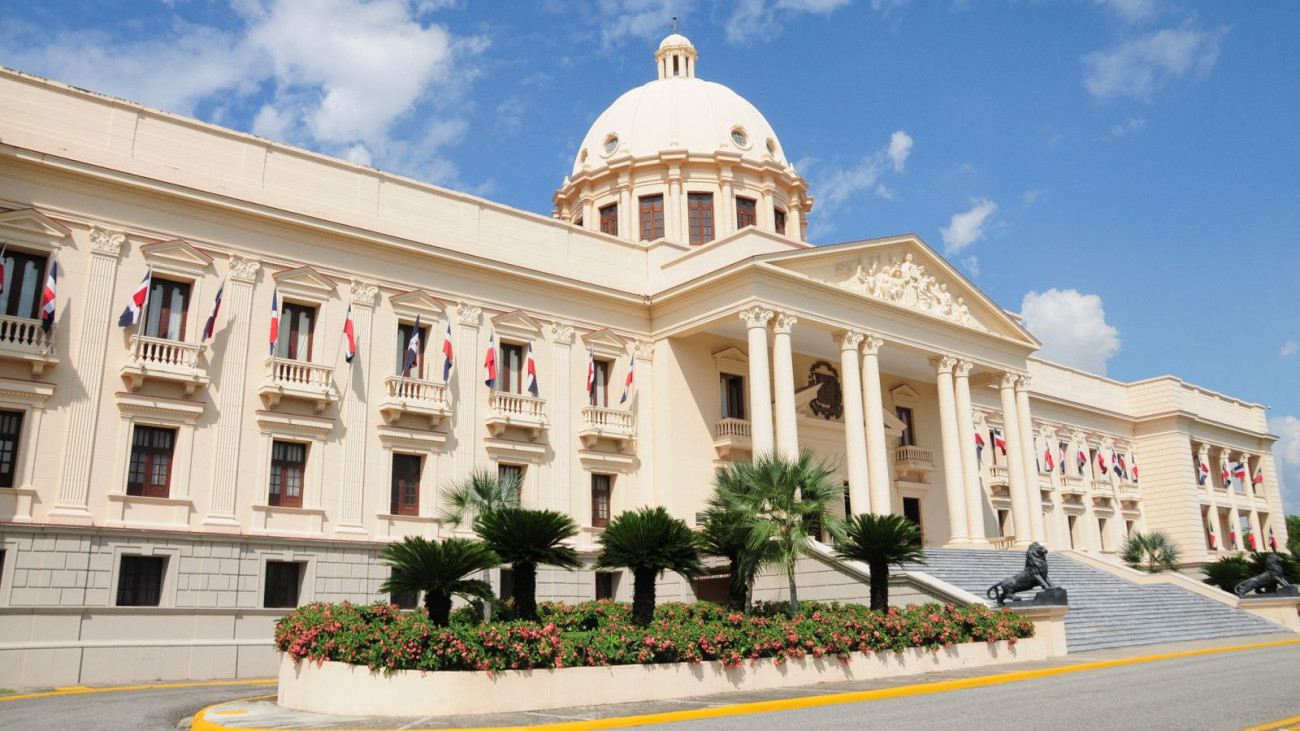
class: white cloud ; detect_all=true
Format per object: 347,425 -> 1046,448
596,0 -> 680,49
1022,189 -> 1047,206
1104,116 -> 1147,140
961,256 -> 980,278
1281,341 -> 1299,358
939,198 -> 997,255
1093,0 -> 1164,25
724,0 -> 854,45
1268,416 -> 1300,513
887,130 -> 913,173
808,130 -> 914,214
1020,289 -> 1122,375
1083,20 -> 1228,102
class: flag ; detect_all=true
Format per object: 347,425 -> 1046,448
483,332 -> 496,388
1229,528 -> 1237,550
342,304 -> 357,364
1252,468 -> 1263,487
1197,459 -> 1209,485
1221,464 -> 1231,489
0,241 -> 8,295
441,323 -> 454,381
1042,444 -> 1055,472
1115,452 -> 1128,480
1077,446 -> 1087,473
1247,531 -> 1257,550
586,348 -> 596,405
201,279 -> 224,341
992,428 -> 1006,455
1269,527 -> 1278,552
1132,454 -> 1139,483
620,354 -> 636,404
40,257 -> 57,333
402,315 -> 421,374
1096,451 -> 1108,475
1058,443 -> 1066,474
524,341 -> 539,397
118,265 -> 152,328
974,429 -> 986,460
1231,462 -> 1247,482
268,289 -> 280,357
1208,524 -> 1217,550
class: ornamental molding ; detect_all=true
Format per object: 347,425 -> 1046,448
831,253 -> 982,330
455,301 -> 483,326
773,313 -> 798,334
738,305 -> 774,328
953,359 -> 974,378
633,339 -> 654,360
550,322 -> 576,345
861,335 -> 883,356
89,225 -> 126,256
228,255 -> 261,282
930,356 -> 957,374
349,280 -> 379,307
833,330 -> 864,351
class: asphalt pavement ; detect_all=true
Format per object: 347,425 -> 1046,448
0,680 -> 275,731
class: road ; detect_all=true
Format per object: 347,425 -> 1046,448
0,680 -> 275,731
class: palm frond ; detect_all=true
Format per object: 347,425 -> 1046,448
835,513 -> 927,568
473,507 -> 582,570
437,469 -> 522,527
595,506 -> 704,579
378,536 -> 501,597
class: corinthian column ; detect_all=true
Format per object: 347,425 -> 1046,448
1016,376 -> 1046,543
999,373 -> 1032,546
835,331 -> 867,515
932,356 -> 969,544
953,360 -> 986,542
740,306 -> 775,455
772,313 -> 798,460
337,279 -> 377,533
861,336 -> 891,515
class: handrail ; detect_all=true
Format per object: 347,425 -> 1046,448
582,405 -> 633,432
714,417 -> 751,439
129,335 -> 202,368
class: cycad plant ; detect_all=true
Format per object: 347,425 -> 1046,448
1120,531 -> 1182,573
438,469 -> 522,528
473,507 -> 582,621
595,506 -> 704,626
834,513 -> 926,611
378,536 -> 500,626
1201,553 -> 1252,594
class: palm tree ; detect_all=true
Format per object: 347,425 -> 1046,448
437,469 -> 522,528
712,451 -> 845,616
834,513 -> 926,611
595,506 -> 704,626
1120,531 -> 1181,573
701,462 -> 782,613
378,536 -> 500,626
473,507 -> 582,621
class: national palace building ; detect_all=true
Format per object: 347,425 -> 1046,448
0,34 -> 1288,685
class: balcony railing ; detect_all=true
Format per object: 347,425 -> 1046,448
1119,486 -> 1142,503
1061,476 -> 1087,498
988,465 -> 1010,487
485,391 -> 548,439
259,356 -> 338,412
0,313 -> 58,377
379,375 -> 450,427
121,335 -> 208,396
579,405 -> 635,450
713,417 -> 751,459
893,445 -> 935,480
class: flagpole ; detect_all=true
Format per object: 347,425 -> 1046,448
133,265 -> 152,360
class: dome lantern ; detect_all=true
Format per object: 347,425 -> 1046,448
655,33 -> 697,80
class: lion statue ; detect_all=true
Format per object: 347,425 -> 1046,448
987,542 -> 1057,606
1234,554 -> 1293,597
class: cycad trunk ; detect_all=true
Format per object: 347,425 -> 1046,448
868,560 -> 889,611
425,590 -> 453,626
514,562 -> 538,621
726,557 -> 747,613
786,559 -> 800,616
632,568 -> 657,626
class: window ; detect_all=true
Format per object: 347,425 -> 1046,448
277,302 -> 316,361
595,572 -> 617,600
396,321 -> 429,378
736,197 -> 757,229
843,482 -> 852,518
730,128 -> 748,147
603,134 -> 619,155
143,278 -> 191,341
639,195 -> 664,240
599,203 -> 618,236
269,440 -> 307,508
263,561 -> 303,608
592,359 -> 612,407
573,215 -> 583,228
895,406 -> 915,447
391,453 -> 422,516
688,193 -> 714,245
391,588 -> 419,610
127,425 -> 176,498
773,208 -> 787,236
500,342 -> 525,394
902,497 -> 923,545
498,463 -> 524,504
591,474 -> 612,528
0,249 -> 48,320
0,409 -> 22,488
117,556 -> 165,606
500,568 -> 516,601
720,374 -> 745,419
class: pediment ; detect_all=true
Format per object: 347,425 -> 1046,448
764,235 -> 1038,345
389,290 -> 446,320
273,266 -> 336,303
713,346 -> 747,374
491,310 -> 543,341
890,384 -> 920,403
581,329 -> 628,359
141,239 -> 213,277
0,209 -> 70,249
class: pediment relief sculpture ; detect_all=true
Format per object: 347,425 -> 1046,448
831,253 -> 984,331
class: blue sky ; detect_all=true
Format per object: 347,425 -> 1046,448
3,0 -> 1298,510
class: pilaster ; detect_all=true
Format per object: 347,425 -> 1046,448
204,255 -> 260,526
633,339 -> 656,507
550,321 -> 574,513
1015,376 -> 1046,543
454,301 -> 483,478
337,279 -> 377,532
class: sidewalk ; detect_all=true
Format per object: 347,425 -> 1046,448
190,633 -> 1299,731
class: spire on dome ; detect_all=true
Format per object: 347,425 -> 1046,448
655,31 -> 697,80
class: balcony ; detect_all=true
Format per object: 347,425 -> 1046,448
1091,479 -> 1115,505
0,314 -> 58,377
893,445 -> 935,481
987,465 -> 1010,488
1119,485 -> 1142,504
485,391 -> 548,440
120,335 -> 208,396
713,417 -> 751,460
579,405 -> 635,451
1060,476 -> 1088,499
378,375 -> 450,428
258,357 -> 338,413
1039,475 -> 1055,493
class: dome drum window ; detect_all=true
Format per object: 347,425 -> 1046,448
730,127 -> 749,149
602,135 -> 619,156
766,139 -> 777,156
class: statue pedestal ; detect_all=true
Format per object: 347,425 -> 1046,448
1005,587 -> 1068,607
1009,604 -> 1069,657
1237,593 -> 1300,632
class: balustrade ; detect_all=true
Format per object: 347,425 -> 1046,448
0,313 -> 59,377
485,391 -> 548,439
121,334 -> 208,396
259,357 -> 338,412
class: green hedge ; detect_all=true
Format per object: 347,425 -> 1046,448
275,599 -> 1035,674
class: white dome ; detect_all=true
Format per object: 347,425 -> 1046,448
658,33 -> 692,50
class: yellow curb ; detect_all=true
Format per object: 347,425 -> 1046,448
0,678 -> 277,703
1245,715 -> 1300,731
189,637 -> 1300,731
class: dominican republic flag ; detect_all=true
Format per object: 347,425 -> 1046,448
1221,464 -> 1232,489
201,279 -> 224,341
0,241 -> 7,295
620,354 -> 636,404
1229,528 -> 1237,550
483,332 -> 496,388
1208,525 -> 1218,550
1058,444 -> 1067,474
118,265 -> 152,328
1231,462 -> 1247,483
402,315 -> 421,374
268,289 -> 280,357
974,429 -> 986,460
40,257 -> 58,333
1042,445 -> 1055,472
342,304 -> 357,364
1269,528 -> 1278,552
1096,451 -> 1108,475
441,323 -> 454,381
992,428 -> 1006,455
1247,531 -> 1257,550
1077,446 -> 1088,473
586,349 -> 596,404
1113,451 -> 1127,480
523,341 -> 539,397
1197,459 -> 1210,485
1252,468 -> 1264,487
1132,454 -> 1139,483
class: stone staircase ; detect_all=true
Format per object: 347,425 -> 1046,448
902,548 -> 1291,653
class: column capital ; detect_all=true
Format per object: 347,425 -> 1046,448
634,338 -> 655,361
1016,374 -> 1032,391
348,279 -> 379,307
549,321 -> 575,345
738,305 -> 774,329
862,335 -> 884,355
833,329 -> 865,351
88,225 -> 126,257
1000,372 -> 1021,390
953,359 -> 974,378
773,312 -> 798,334
455,301 -> 483,326
930,355 -> 957,375
228,255 -> 261,282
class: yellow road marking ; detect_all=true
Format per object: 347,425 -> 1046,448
1245,715 -> 1300,731
0,678 -> 276,703
188,638 -> 1300,731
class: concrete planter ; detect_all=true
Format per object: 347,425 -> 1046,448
277,636 -> 1048,717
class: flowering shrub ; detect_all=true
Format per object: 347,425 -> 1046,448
275,600 -> 1033,674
